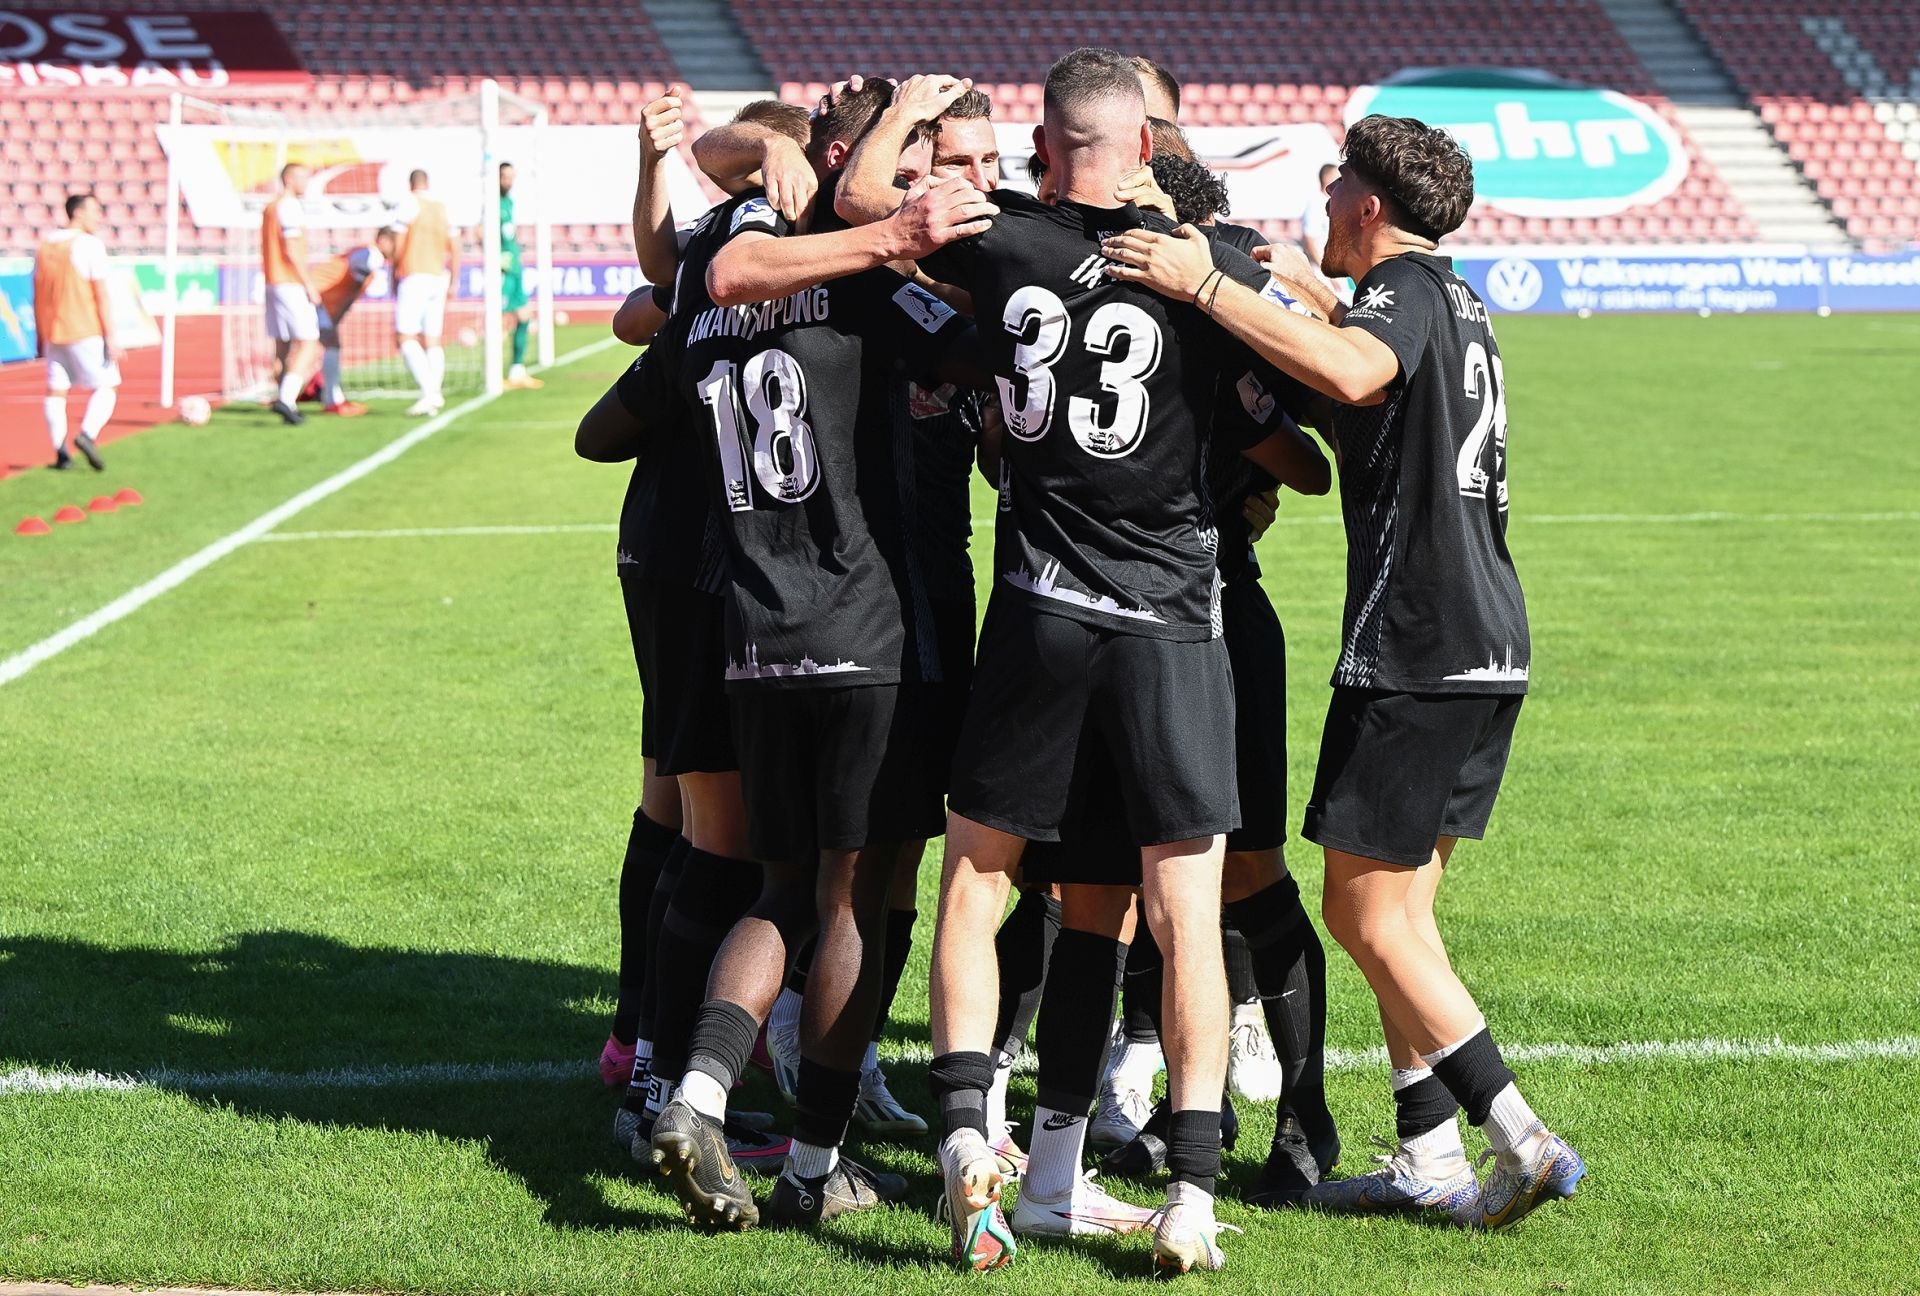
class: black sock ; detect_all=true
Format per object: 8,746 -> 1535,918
1224,876 -> 1331,1129
990,888 -> 1061,1060
793,1058 -> 862,1151
1122,925 -> 1166,1043
624,838 -> 689,1114
686,998 -> 759,1093
928,1050 -> 997,1140
1166,1108 -> 1222,1196
1035,930 -> 1128,1113
1395,1073 -> 1460,1141
649,848 -> 761,1085
1222,921 -> 1257,1006
613,809 -> 679,1045
871,907 -> 917,1043
786,934 -> 815,997
637,837 -> 689,1041
1428,1029 -> 1517,1127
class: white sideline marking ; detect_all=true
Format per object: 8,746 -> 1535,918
5,1035 -> 1915,1097
0,337 -> 622,690
261,524 -> 618,542
250,509 -> 1920,547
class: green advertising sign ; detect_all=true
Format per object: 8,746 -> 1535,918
1346,70 -> 1689,217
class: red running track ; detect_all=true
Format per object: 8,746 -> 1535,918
0,315 -> 223,479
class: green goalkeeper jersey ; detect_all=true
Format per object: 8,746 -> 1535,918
499,191 -> 521,275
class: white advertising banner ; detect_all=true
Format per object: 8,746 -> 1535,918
159,120 -> 1337,233
157,123 -> 709,231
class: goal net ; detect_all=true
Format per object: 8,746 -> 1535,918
157,82 -> 551,407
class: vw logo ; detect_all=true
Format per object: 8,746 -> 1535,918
1485,258 -> 1544,312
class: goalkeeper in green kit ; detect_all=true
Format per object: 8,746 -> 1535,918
499,161 -> 542,389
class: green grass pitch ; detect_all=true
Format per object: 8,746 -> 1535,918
2,316 -> 1918,1295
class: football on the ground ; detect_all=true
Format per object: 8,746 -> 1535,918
178,395 -> 213,426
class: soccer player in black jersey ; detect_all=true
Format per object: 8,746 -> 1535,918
645,85 -> 997,1235
1103,112 -> 1586,1233
915,47 -> 1282,1274
596,97 -> 816,1185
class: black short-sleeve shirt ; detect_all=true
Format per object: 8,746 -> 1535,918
1331,252 -> 1529,693
920,191 -> 1272,641
668,191 -> 973,688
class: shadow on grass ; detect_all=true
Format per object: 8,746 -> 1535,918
0,930 -> 858,1236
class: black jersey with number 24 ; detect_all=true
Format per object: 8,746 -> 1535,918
668,192 -> 971,688
920,192 -> 1269,642
1332,252 -> 1528,694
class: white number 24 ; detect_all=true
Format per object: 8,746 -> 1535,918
1457,341 -> 1509,509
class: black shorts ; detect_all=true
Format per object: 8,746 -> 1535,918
732,683 -> 946,859
950,600 -> 1240,858
623,575 -> 736,776
1020,583 -> 1284,887
927,594 -> 977,792
1301,688 -> 1523,867
1221,579 -> 1288,853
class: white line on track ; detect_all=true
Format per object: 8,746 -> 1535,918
5,1034 -> 1914,1097
0,337 -> 622,690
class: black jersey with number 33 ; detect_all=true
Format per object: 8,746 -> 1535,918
1332,252 -> 1529,694
921,191 -> 1270,641
667,192 -> 972,688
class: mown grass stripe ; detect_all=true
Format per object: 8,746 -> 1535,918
0,336 -> 622,691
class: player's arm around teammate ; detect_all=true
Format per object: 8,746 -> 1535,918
633,89 -> 686,288
834,74 -> 970,226
1106,114 -> 1586,1234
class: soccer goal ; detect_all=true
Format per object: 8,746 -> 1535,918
157,80 -> 554,407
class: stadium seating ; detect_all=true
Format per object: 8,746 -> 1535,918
759,0 -> 1757,245
1675,1 -> 1920,248
0,2 -> 689,260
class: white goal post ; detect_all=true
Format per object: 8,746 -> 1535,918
158,80 -> 552,408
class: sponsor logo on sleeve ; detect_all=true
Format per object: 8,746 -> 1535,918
1236,371 -> 1276,425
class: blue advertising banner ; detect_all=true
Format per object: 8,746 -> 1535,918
0,270 -> 37,363
1455,251 -> 1920,315
219,261 -> 656,306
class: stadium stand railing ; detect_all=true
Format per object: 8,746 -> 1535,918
753,0 -> 1763,247
0,1 -> 694,261
1673,1 -> 1920,250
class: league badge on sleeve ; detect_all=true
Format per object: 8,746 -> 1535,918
892,282 -> 958,332
730,197 -> 777,235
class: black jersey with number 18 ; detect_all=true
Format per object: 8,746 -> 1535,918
1332,252 -> 1529,694
920,191 -> 1270,642
667,191 -> 973,689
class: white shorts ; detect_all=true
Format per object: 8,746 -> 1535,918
46,336 -> 122,392
265,282 -> 320,343
395,273 -> 450,338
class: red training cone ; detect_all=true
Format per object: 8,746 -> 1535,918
52,505 -> 87,524
114,488 -> 144,506
88,496 -> 118,513
16,516 -> 51,536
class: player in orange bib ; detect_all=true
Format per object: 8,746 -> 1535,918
32,192 -> 119,471
262,162 -> 323,426
308,227 -> 398,417
392,168 -> 460,416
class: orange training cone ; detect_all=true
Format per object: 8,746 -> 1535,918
16,517 -> 51,536
88,496 -> 118,513
114,488 -> 143,506
52,505 -> 87,524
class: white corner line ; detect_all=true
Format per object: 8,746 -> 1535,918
3,1034 -> 1915,1097
0,336 -> 624,690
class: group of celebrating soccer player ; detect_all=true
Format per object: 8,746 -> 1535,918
579,46 -> 1585,1275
